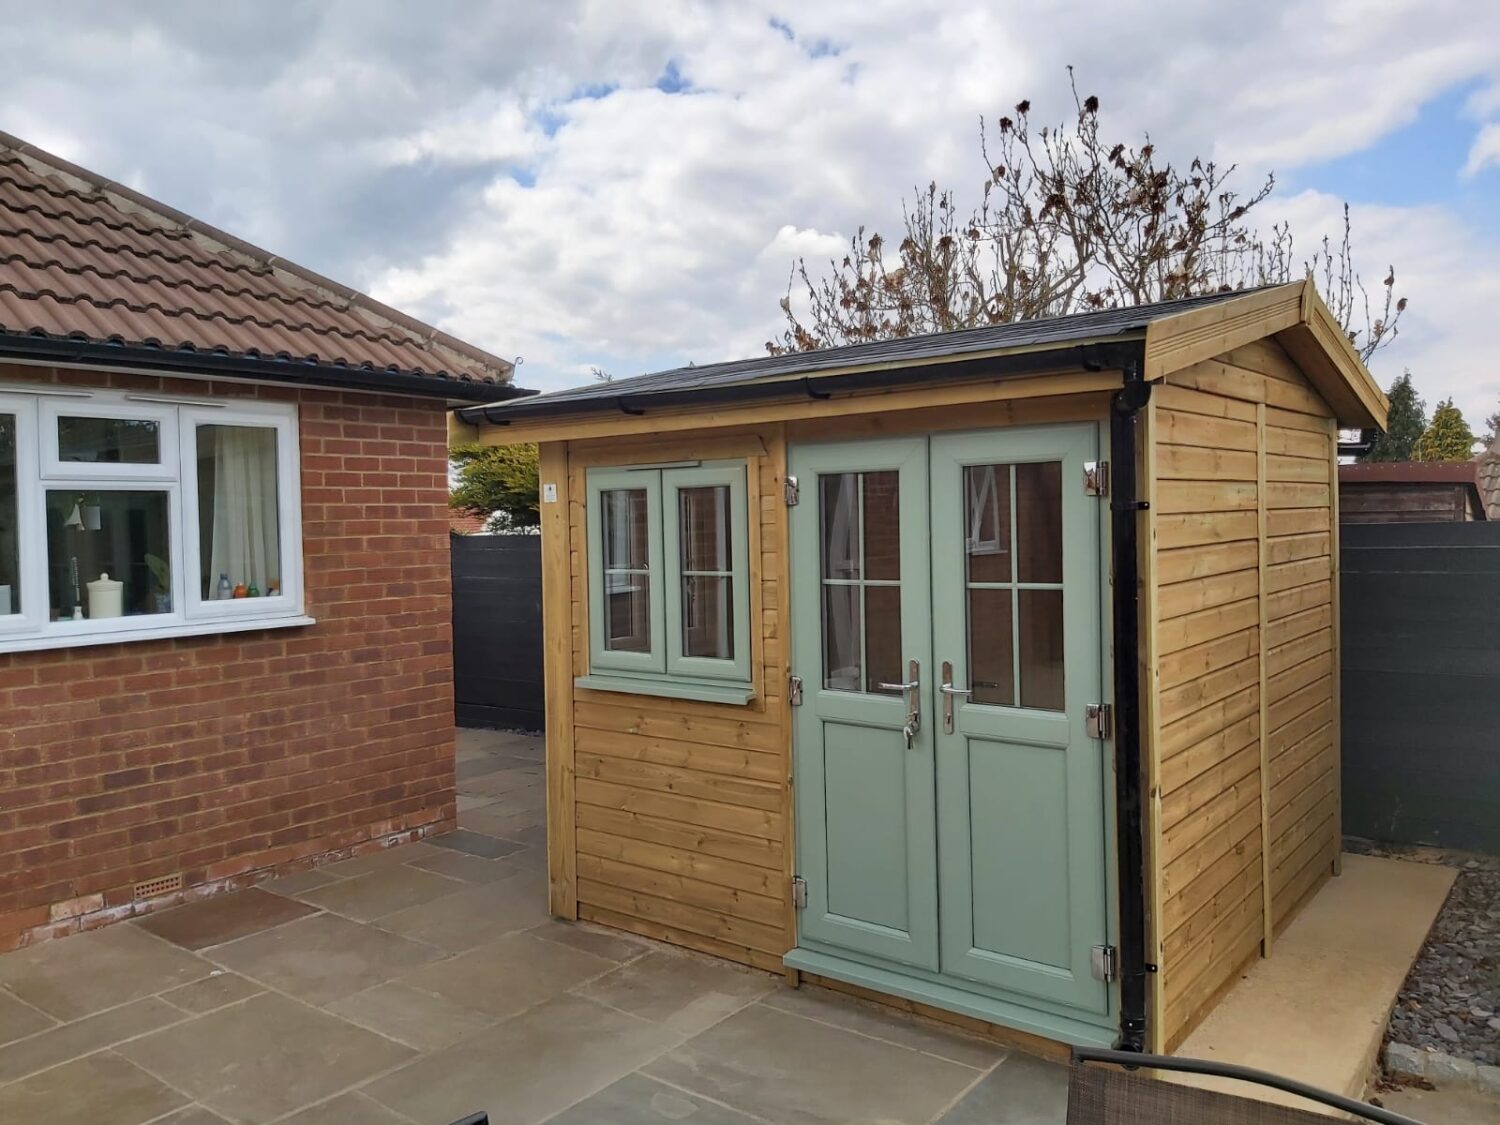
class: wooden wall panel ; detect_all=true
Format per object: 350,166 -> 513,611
1151,339 -> 1340,1050
550,428 -> 793,972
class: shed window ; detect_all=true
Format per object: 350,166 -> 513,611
583,461 -> 752,704
0,388 -> 305,652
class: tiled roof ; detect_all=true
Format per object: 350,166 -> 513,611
449,509 -> 492,535
1480,437 -> 1500,521
0,132 -> 515,397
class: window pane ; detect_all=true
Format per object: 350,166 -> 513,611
968,587 -> 1015,705
602,488 -> 649,571
58,416 -> 160,464
198,425 -> 281,600
46,491 -> 171,619
822,583 -> 861,691
964,464 -> 1012,583
1016,461 -> 1062,583
861,471 -> 901,581
682,574 -> 732,659
605,576 -> 651,653
864,584 -> 903,694
820,474 -> 859,580
679,485 -> 729,573
0,414 -> 18,614
1018,589 -> 1064,710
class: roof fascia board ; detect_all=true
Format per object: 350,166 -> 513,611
470,365 -> 1128,446
1142,282 -> 1305,381
0,335 -> 528,403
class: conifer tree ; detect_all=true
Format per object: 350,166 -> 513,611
1411,398 -> 1476,462
1363,371 -> 1426,462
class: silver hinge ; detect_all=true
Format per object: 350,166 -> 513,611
1090,944 -> 1119,983
791,875 -> 808,909
1086,703 -> 1113,740
784,474 -> 800,506
788,673 -> 804,706
1083,461 -> 1109,497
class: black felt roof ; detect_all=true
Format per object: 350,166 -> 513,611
466,287 -> 1267,421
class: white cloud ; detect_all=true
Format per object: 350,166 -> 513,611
2,0 -> 1498,425
1464,122 -> 1500,177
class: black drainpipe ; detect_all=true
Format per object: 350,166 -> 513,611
1107,348 -> 1154,1052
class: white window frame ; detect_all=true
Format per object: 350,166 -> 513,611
179,404 -> 303,623
0,387 -> 309,654
41,398 -> 179,481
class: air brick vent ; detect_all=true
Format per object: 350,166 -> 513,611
133,873 -> 184,901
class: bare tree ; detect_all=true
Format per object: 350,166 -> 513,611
770,70 -> 1405,361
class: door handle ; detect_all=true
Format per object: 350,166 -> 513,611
940,660 -> 972,734
877,658 -> 920,747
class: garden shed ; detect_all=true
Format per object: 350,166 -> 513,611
453,280 -> 1387,1054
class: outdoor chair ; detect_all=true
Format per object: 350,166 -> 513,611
1068,1048 -> 1423,1125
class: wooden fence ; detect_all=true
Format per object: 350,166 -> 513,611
451,534 -> 544,731
1340,521 -> 1500,853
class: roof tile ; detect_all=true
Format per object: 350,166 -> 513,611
0,137 -> 513,390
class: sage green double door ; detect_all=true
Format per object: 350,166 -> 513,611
789,424 -> 1112,1028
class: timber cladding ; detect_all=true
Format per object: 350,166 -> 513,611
550,429 -> 793,974
1145,338 -> 1340,1051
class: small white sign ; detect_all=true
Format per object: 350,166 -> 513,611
542,482 -> 558,503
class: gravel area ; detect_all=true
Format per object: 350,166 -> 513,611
1375,847 -> 1500,1067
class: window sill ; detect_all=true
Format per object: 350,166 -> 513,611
0,614 -> 317,655
574,673 -> 756,706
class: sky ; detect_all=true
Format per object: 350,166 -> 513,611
3,0 -> 1498,429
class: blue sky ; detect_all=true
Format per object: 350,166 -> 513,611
2,1 -> 1497,428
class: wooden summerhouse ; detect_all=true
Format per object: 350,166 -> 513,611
453,281 -> 1387,1054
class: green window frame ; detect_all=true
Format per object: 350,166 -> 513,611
580,460 -> 753,704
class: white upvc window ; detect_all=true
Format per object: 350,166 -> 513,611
0,386 -> 308,653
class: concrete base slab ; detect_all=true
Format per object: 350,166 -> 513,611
1172,853 -> 1455,1113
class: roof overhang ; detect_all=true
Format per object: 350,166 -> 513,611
0,331 -> 536,404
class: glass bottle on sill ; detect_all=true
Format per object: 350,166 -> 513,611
217,573 -> 231,600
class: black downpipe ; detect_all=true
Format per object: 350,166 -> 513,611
1109,352 -> 1153,1052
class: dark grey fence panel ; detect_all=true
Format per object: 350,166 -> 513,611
451,535 -> 544,731
1340,521 -> 1500,852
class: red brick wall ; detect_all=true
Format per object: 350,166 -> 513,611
0,362 -> 457,950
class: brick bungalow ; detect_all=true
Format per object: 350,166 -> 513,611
0,134 -> 530,950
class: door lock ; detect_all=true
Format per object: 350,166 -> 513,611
939,661 -> 973,734
877,659 -> 921,748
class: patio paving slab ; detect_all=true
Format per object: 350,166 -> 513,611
259,868 -> 340,896
934,1051 -> 1067,1124
206,912 -> 440,1005
0,996 -> 184,1084
153,1105 -> 233,1124
0,989 -> 54,1045
0,923 -> 208,1020
0,1050 -> 188,1125
643,1002 -> 985,1125
430,826 -> 525,859
116,992 -> 414,1123
575,949 -> 777,1035
396,929 -> 617,1019
321,840 -> 440,878
530,917 -> 655,963
408,847 -> 521,884
135,887 -> 317,950
546,1072 -> 764,1124
761,984 -> 1005,1070
326,981 -> 500,1052
364,994 -> 681,1125
459,803 -> 546,839
279,1090 -> 416,1125
375,868 -> 551,951
159,971 -> 263,1014
293,863 -> 467,922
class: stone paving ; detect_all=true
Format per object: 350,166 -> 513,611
0,728 -> 1068,1124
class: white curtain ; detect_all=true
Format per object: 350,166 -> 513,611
208,427 -> 278,597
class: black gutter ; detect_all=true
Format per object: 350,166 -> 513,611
1336,427 -> 1376,458
454,339 -> 1145,425
0,332 -> 534,403
1072,1048 -> 1421,1125
1096,342 -> 1154,1052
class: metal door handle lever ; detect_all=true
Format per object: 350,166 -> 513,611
940,661 -> 971,734
878,659 -> 920,748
